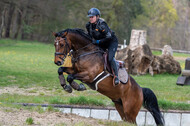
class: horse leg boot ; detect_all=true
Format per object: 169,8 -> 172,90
67,74 -> 86,91
58,67 -> 72,93
70,81 -> 86,91
111,59 -> 120,86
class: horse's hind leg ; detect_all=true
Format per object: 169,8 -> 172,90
122,95 -> 143,124
122,99 -> 138,123
113,100 -> 126,120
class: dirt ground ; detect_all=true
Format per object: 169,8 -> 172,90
0,87 -> 127,126
0,87 -> 105,125
0,107 -> 110,126
0,86 -> 56,96
174,56 -> 187,61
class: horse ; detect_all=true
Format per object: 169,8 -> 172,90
53,28 -> 165,125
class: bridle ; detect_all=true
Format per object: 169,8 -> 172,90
55,37 -> 71,61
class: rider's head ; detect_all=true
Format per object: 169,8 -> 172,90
87,8 -> 100,24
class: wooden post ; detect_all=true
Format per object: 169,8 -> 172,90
177,58 -> 190,86
185,58 -> 190,70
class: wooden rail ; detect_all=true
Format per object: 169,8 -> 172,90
117,44 -> 190,54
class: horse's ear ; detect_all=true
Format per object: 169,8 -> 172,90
52,32 -> 56,37
52,31 -> 67,37
62,31 -> 68,37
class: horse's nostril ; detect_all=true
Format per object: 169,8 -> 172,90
55,61 -> 62,66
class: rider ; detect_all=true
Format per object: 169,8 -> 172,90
86,8 -> 120,86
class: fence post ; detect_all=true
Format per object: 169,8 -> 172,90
124,39 -> 127,48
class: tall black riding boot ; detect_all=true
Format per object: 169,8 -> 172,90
111,60 -> 120,86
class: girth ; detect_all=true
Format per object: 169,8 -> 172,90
87,71 -> 110,90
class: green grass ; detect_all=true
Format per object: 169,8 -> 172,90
132,73 -> 190,104
0,39 -> 57,88
69,96 -> 106,106
26,117 -> 34,125
0,39 -> 190,110
152,50 -> 190,57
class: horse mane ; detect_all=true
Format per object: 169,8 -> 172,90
61,28 -> 92,41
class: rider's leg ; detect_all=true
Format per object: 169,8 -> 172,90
108,40 -> 120,85
111,58 -> 120,85
58,67 -> 72,93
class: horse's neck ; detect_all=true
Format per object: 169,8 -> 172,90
69,33 -> 95,51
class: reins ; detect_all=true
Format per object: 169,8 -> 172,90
72,49 -> 104,63
72,42 -> 104,62
55,35 -> 104,63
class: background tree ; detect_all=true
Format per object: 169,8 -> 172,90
0,0 -> 189,50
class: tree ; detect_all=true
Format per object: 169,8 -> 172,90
132,0 -> 179,49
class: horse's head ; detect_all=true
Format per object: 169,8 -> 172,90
53,28 -> 95,66
53,31 -> 71,66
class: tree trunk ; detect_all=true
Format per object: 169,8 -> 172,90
14,7 -> 23,39
5,2 -> 15,38
0,7 -> 6,38
21,1 -> 30,40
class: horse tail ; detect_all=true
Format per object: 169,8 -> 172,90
142,88 -> 165,126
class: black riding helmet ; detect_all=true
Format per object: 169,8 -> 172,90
87,8 -> 101,17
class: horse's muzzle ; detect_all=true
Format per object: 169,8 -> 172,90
55,61 -> 62,66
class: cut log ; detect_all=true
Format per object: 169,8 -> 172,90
129,29 -> 147,50
116,44 -> 153,75
162,45 -> 173,56
149,55 -> 181,75
116,44 -> 181,75
116,29 -> 181,75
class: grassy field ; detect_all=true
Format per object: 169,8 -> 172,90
0,39 -> 190,110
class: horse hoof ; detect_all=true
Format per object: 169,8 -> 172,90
77,83 -> 86,91
63,85 -> 72,93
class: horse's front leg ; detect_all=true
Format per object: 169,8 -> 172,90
58,67 -> 86,92
58,67 -> 75,93
67,72 -> 89,91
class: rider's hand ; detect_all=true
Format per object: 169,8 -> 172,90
92,39 -> 99,45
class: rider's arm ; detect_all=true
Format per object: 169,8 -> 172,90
95,22 -> 112,45
86,22 -> 91,35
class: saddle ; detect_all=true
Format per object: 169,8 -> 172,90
87,51 -> 129,90
103,52 -> 128,84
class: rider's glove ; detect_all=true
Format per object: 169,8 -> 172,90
92,39 -> 100,45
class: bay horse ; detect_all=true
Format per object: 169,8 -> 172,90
53,28 -> 164,125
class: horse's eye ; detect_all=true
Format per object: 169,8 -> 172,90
60,44 -> 64,47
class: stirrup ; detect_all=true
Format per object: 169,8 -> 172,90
77,83 -> 87,91
63,84 -> 72,93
